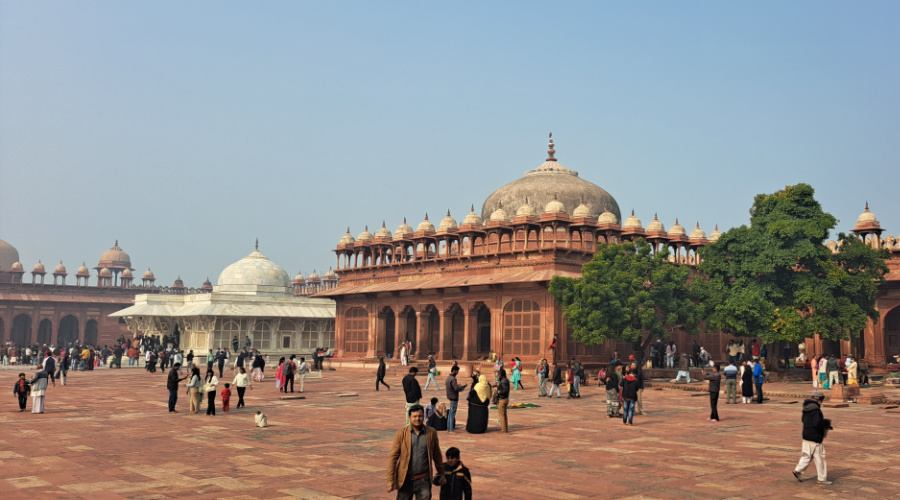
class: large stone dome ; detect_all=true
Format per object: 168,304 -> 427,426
481,135 -> 621,223
0,238 -> 19,271
215,244 -> 291,296
97,240 -> 133,271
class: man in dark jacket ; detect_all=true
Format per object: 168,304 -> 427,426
376,357 -> 390,391
792,391 -> 832,485
402,367 -> 422,425
444,365 -> 466,433
548,362 -> 563,398
166,363 -> 187,412
629,361 -> 644,414
494,368 -> 511,433
620,366 -> 639,425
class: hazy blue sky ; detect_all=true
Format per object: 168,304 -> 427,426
2,2 -> 898,287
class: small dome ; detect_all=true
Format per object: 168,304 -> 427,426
308,270 -> 321,283
339,228 -> 355,245
292,271 -> 305,284
515,199 -> 536,218
598,207 -> 618,225
669,218 -> 686,236
417,214 -> 435,233
324,268 -> 338,281
202,278 -> 213,290
53,261 -> 67,275
0,238 -> 20,271
572,200 -> 591,218
356,226 -> 374,242
544,195 -> 567,214
439,211 -> 458,231
78,263 -> 91,277
173,276 -> 185,288
689,223 -> 707,240
623,210 -> 642,229
394,218 -> 414,240
854,202 -> 881,230
708,225 -> 722,243
646,214 -> 665,233
490,202 -> 510,222
99,268 -> 112,277
10,261 -> 24,272
374,222 -> 392,239
462,205 -> 483,227
142,268 -> 155,280
121,268 -> 133,278
33,260 -> 46,274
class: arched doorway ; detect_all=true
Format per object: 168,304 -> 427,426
446,304 -> 464,359
84,320 -> 99,346
475,303 -> 491,355
58,316 -> 79,347
399,306 -> 418,353
885,307 -> 900,361
379,307 -> 396,357
38,319 -> 52,346
424,305 -> 440,355
11,314 -> 32,346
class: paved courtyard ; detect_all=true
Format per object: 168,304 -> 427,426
2,365 -> 899,499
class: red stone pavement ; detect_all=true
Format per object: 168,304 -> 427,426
2,365 -> 899,499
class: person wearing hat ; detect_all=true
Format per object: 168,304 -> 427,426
792,391 -> 833,485
424,355 -> 439,392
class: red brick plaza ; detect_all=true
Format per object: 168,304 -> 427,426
1,366 -> 898,499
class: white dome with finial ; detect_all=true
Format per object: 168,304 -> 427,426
572,200 -> 591,218
324,268 -> 338,281
669,218 -> 686,236
374,222 -> 392,239
708,225 -> 722,243
308,269 -> 321,282
33,260 -> 46,274
462,205 -> 483,226
689,223 -> 706,240
623,210 -> 642,229
215,241 -> 291,296
293,271 -> 305,284
142,268 -> 155,280
78,263 -> 92,277
854,202 -> 881,231
490,202 -> 510,222
544,194 -> 567,214
598,207 -> 618,225
357,226 -> 374,242
646,214 -> 665,232
439,211 -> 458,231
394,218 -> 414,240
417,214 -> 435,233
339,228 -> 355,245
515,199 -> 536,217
54,261 -> 67,275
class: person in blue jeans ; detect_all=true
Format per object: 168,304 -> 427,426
424,355 -> 439,391
444,365 -> 467,433
620,366 -> 640,425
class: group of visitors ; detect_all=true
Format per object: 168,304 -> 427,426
811,353 -> 867,388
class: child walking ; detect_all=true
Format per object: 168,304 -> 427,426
13,373 -> 31,412
221,383 -> 232,412
437,447 -> 472,500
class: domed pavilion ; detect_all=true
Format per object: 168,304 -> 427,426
112,242 -> 335,356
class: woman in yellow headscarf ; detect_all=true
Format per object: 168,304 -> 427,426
466,375 -> 492,434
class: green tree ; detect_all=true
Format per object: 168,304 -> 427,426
549,238 -> 700,350
696,183 -> 889,344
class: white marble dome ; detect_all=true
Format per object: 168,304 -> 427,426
462,206 -> 483,227
598,207 -> 619,225
515,200 -> 536,218
572,201 -> 591,218
623,210 -> 642,229
216,247 -> 291,296
669,219 -> 686,236
439,211 -> 458,231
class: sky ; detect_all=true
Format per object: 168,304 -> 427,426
1,1 -> 898,287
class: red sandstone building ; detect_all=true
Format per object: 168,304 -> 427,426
319,137 -> 900,366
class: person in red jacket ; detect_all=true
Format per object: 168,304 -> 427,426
13,373 -> 31,412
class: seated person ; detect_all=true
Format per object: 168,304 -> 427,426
425,397 -> 448,431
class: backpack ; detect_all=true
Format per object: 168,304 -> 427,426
282,362 -> 292,375
45,356 -> 56,372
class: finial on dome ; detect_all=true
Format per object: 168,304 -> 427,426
675,218 -> 680,224
498,201 -> 503,209
864,201 -> 870,211
115,240 -> 118,246
424,213 -> 429,221
447,209 -> 451,217
382,221 -> 387,228
696,222 -> 700,229
631,209 -> 635,216
546,133 -> 556,161
255,238 -> 258,250
403,217 -> 407,224
365,225 -> 369,231
654,213 -> 658,220
470,204 -> 475,212
346,227 -> 351,234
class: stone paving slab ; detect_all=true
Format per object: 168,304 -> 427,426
2,368 -> 900,499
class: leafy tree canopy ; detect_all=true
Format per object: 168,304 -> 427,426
549,238 -> 700,348
697,183 -> 888,343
